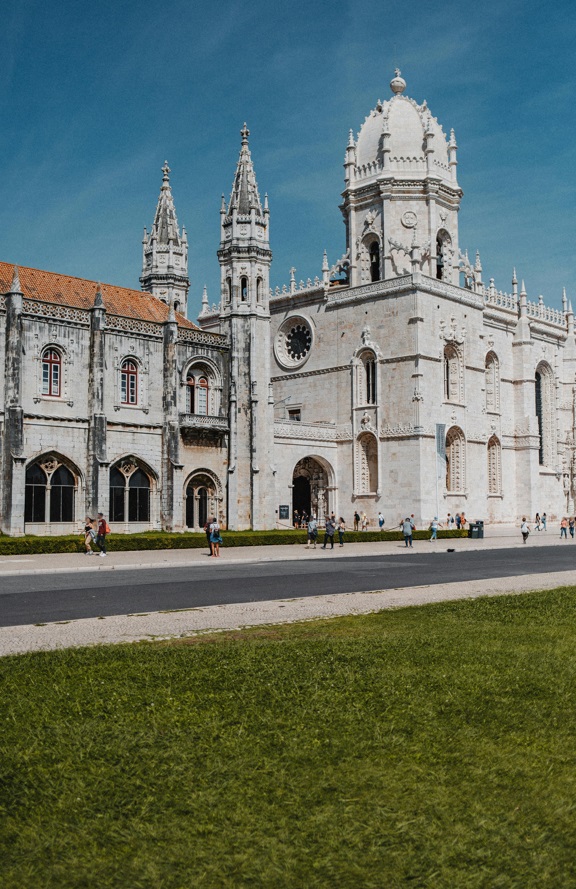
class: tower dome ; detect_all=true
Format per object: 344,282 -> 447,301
353,73 -> 452,184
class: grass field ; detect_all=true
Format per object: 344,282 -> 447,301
2,589 -> 576,888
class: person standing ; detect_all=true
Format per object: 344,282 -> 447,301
542,512 -> 547,530
560,517 -> 568,539
401,516 -> 415,548
361,512 -> 368,532
354,511 -> 360,531
378,511 -> 385,531
429,516 -> 441,541
322,515 -> 336,550
535,512 -> 541,530
204,519 -> 213,555
570,517 -> 575,539
293,509 -> 300,530
455,513 -> 461,529
520,517 -> 530,544
338,517 -> 346,546
96,512 -> 109,557
209,517 -> 221,557
306,515 -> 318,549
83,518 -> 96,555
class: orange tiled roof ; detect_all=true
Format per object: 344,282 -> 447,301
0,262 -> 199,329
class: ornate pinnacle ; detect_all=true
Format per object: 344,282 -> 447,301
162,161 -> 170,187
94,283 -> 104,308
10,265 -> 21,293
241,123 -> 250,144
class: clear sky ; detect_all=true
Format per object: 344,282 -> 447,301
1,0 -> 574,319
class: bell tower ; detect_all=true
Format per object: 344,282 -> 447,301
218,124 -> 275,530
140,162 -> 190,315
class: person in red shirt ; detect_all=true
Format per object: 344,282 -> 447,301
96,512 -> 109,557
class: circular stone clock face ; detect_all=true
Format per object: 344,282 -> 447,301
401,211 -> 418,229
274,316 -> 314,369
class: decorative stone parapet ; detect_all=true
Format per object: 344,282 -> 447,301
179,413 -> 229,433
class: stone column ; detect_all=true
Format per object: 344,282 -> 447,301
2,269 -> 25,535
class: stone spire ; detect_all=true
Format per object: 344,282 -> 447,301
10,265 -> 22,294
227,124 -> 264,215
140,161 -> 190,315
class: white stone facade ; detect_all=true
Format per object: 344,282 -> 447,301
2,72 -> 575,534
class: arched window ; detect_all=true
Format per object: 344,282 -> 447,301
50,465 -> 75,522
369,242 -> 380,282
197,378 -> 209,415
185,473 -> 219,529
446,426 -> 465,492
174,300 -> 180,313
436,230 -> 452,281
365,357 -> 376,404
226,278 -> 232,303
121,359 -> 138,405
240,276 -> 248,301
485,352 -> 500,413
444,343 -> 462,403
357,433 -> 378,494
535,363 -> 555,467
256,277 -> 262,302
25,459 -> 76,523
487,436 -> 502,495
25,463 -> 47,522
109,462 -> 151,523
186,375 -> 196,413
41,348 -> 62,396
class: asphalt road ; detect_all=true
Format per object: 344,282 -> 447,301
0,545 -> 574,628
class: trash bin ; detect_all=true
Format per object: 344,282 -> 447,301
476,520 -> 484,539
469,522 -> 479,539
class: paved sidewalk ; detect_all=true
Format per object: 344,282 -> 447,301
0,523 -> 569,577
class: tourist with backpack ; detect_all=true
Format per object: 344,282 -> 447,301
96,513 -> 110,557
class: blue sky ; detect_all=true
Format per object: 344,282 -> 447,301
1,0 -> 574,318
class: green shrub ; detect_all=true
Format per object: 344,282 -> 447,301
0,527 -> 469,556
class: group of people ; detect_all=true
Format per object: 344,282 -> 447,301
522,511 -> 574,543
305,514 -> 346,549
82,513 -> 110,556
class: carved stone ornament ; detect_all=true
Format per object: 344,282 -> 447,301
364,209 -> 376,228
119,460 -> 138,477
440,316 -> 466,345
39,458 -> 59,475
401,211 -> 418,229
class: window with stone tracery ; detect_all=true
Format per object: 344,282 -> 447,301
110,461 -> 151,523
356,432 -> 378,494
185,363 -> 218,415
485,352 -> 500,413
24,456 -> 76,523
535,362 -> 555,468
436,229 -> 452,282
41,348 -> 62,397
446,426 -> 465,492
487,436 -> 502,495
121,359 -> 138,405
356,350 -> 377,406
444,343 -> 463,403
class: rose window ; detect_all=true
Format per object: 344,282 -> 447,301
274,316 -> 314,369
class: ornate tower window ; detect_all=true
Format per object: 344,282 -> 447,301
369,241 -> 380,282
446,426 -> 465,492
364,355 -> 377,404
485,352 -> 500,413
436,229 -> 452,281
240,276 -> 248,301
444,343 -> 463,403
256,277 -> 263,302
121,359 -> 138,405
41,348 -> 62,396
535,362 -> 555,468
487,436 -> 502,495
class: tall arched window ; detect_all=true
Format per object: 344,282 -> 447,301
121,359 -> 138,405
487,436 -> 502,495
50,465 -> 75,522
25,463 -> 47,522
357,433 -> 378,494
369,242 -> 380,282
241,276 -> 248,301
226,278 -> 232,303
109,462 -> 151,523
485,352 -> 500,413
186,375 -> 196,412
185,366 -> 214,415
446,426 -> 465,492
444,343 -> 462,403
535,363 -> 555,467
197,378 -> 209,415
365,357 -> 376,404
256,277 -> 262,302
436,230 -> 452,281
41,348 -> 62,396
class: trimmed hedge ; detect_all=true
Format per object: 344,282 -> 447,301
0,527 -> 469,556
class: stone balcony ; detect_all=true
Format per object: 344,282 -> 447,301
179,413 -> 229,434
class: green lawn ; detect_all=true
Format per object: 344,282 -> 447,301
2,590 -> 576,888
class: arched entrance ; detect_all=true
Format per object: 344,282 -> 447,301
292,457 -> 333,524
184,472 -> 221,530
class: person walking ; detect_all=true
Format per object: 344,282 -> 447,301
204,519 -> 213,555
83,518 -> 96,555
322,515 -> 336,550
560,517 -> 568,539
520,517 -> 530,544
338,517 -> 346,546
542,512 -> 547,530
354,511 -> 360,531
95,512 -> 109,557
535,512 -> 541,530
429,516 -> 442,541
361,512 -> 368,532
569,517 -> 575,539
400,516 -> 415,547
455,513 -> 461,529
306,515 -> 318,549
378,511 -> 385,531
209,517 -> 222,557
